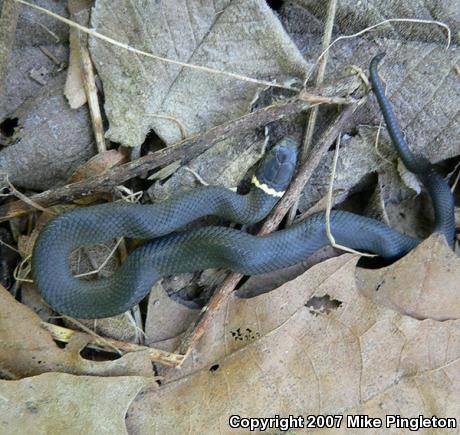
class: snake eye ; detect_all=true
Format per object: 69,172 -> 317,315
275,146 -> 290,164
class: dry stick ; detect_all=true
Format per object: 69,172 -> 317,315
287,0 -> 337,225
61,315 -> 122,354
451,168 -> 460,193
39,46 -> 63,66
41,321 -> 184,367
0,101 -> 308,219
304,18 -> 451,85
0,174 -> 53,216
75,238 -> 123,278
145,113 -> 188,140
78,43 -> 106,153
0,78 -> 359,223
177,102 -> 360,358
324,135 -> 376,257
22,15 -> 60,42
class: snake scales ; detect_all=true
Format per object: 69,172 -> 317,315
32,54 -> 455,319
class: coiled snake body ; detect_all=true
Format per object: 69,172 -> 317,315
32,54 -> 455,319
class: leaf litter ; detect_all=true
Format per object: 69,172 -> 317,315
126,250 -> 460,432
0,0 -> 459,433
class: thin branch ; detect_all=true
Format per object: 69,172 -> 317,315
75,238 -> 123,278
260,100 -> 365,235
14,0 -> 299,92
41,321 -> 184,367
288,0 -> 337,224
61,315 -> 122,355
177,273 -> 242,359
13,254 -> 32,283
304,18 -> 451,85
78,43 -> 106,153
39,46 -> 64,66
0,77 -> 360,223
324,135 -> 375,256
0,173 -> 54,215
373,121 -> 393,165
325,134 -> 341,246
451,165 -> 460,193
22,15 -> 60,42
0,237 -> 20,254
146,114 -> 188,140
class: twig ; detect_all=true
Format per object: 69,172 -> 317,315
14,0 -> 299,92
0,77 -> 360,223
304,18 -> 451,85
373,121 -> 393,165
115,185 -> 143,202
22,15 -> 60,42
325,134 -> 341,246
0,237 -> 20,254
177,273 -> 243,358
41,321 -> 184,367
451,164 -> 460,193
324,135 -> 376,257
183,167 -> 209,186
288,0 -> 337,224
0,173 -> 54,215
146,113 -> 188,140
78,42 -> 106,152
39,46 -> 63,66
0,0 -> 21,89
61,315 -> 121,354
13,254 -> 32,283
75,238 -> 123,278
177,101 -> 363,357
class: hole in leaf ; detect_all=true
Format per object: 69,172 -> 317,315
0,117 -> 18,137
266,0 -> 284,11
79,347 -> 122,361
305,294 -> 342,315
53,339 -> 67,349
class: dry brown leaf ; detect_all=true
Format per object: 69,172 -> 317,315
20,282 -> 54,321
0,373 -> 147,435
0,284 -> 154,378
356,234 -> 460,320
160,254 -> 356,381
64,29 -> 86,109
145,281 -> 199,348
64,0 -> 93,108
126,251 -> 460,432
90,0 -> 307,146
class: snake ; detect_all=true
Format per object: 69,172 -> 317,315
32,54 -> 456,319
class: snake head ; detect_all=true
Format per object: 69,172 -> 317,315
253,137 -> 298,195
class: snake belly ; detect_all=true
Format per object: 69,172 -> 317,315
32,54 -> 455,319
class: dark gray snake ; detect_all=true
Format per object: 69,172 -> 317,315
32,54 -> 456,319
